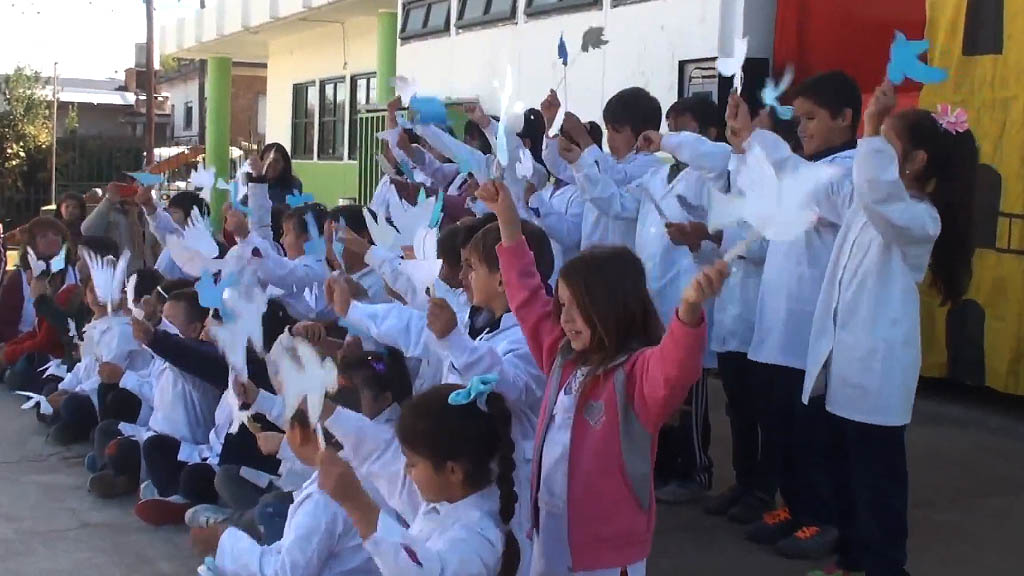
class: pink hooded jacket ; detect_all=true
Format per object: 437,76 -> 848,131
497,237 -> 705,571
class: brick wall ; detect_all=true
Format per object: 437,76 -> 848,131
230,74 -> 266,149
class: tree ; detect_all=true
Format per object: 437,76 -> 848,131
65,103 -> 79,134
0,66 -> 53,225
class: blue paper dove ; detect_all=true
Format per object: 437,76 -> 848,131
285,190 -> 315,208
409,95 -> 449,126
887,31 -> 949,86
229,179 -> 250,215
127,172 -> 165,187
303,212 -> 326,260
558,33 -> 569,66
761,65 -> 795,120
429,194 -> 444,229
196,271 -> 237,319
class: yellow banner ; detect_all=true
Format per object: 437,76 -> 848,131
920,0 -> 1023,394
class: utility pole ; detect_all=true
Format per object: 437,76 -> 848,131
145,0 -> 155,165
50,61 -> 58,205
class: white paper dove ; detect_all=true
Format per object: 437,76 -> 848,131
166,206 -> 221,277
302,283 -> 322,312
125,273 -> 145,320
25,244 -> 67,277
81,248 -> 131,313
412,227 -> 439,261
391,75 -> 419,106
515,148 -> 535,180
208,277 -> 269,381
363,196 -> 439,252
39,358 -> 68,379
226,371 -> 253,435
717,35 -> 748,94
15,392 -> 53,416
190,164 -> 218,202
710,144 -> 841,245
266,332 -> 338,436
363,207 -> 398,251
25,246 -> 46,277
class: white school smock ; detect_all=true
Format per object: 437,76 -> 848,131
215,471 -> 380,576
255,252 -> 330,322
324,407 -> 506,576
571,147 -> 665,250
803,137 -> 940,426
712,221 -> 768,355
526,182 -> 584,282
743,130 -> 855,370
62,314 -> 152,409
532,367 -> 646,576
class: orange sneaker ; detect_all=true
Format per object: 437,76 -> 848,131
744,506 -> 798,545
775,524 -> 839,559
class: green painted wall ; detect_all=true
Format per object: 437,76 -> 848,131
206,56 -> 232,231
376,11 -> 398,105
293,161 -> 359,206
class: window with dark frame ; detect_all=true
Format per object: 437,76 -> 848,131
319,78 -> 346,160
184,101 -> 194,131
401,0 -> 451,39
524,0 -> 597,17
291,82 -> 315,159
349,73 -> 377,160
456,0 -> 515,28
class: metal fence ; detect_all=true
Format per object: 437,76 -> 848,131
355,110 -> 387,205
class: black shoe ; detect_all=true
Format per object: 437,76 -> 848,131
745,506 -> 798,545
727,492 -> 775,524
704,484 -> 747,516
774,524 -> 839,560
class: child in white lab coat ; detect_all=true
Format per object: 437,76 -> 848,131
191,403 -> 380,576
726,71 -> 863,559
551,87 -> 666,250
139,190 -> 213,281
800,82 -> 976,576
320,383 -> 520,576
324,206 -> 390,305
254,204 -> 331,321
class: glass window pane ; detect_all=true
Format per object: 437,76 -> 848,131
293,86 -> 304,119
369,77 -> 377,104
322,83 -> 336,120
405,4 -> 427,31
292,122 -> 302,155
334,84 -> 346,120
490,0 -> 513,15
427,1 -> 449,28
306,86 -> 316,120
335,120 -> 344,158
460,0 -> 485,20
304,121 -> 314,156
320,121 -> 334,157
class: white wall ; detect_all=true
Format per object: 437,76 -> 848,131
164,73 -> 200,141
265,16 -> 380,157
398,0 -> 777,127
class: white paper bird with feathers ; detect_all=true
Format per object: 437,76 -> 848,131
81,248 -> 131,314
400,226 -> 443,298
708,143 -> 842,259
363,194 -> 439,252
25,244 -> 67,277
124,273 -> 145,320
190,164 -> 218,203
266,331 -> 338,446
208,269 -> 269,382
166,206 -> 222,277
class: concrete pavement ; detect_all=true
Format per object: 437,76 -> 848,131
0,381 -> 1021,575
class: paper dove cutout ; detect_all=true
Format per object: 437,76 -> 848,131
302,212 -> 326,260
496,67 -> 516,168
711,144 -> 840,243
581,27 -> 609,53
302,283 -> 322,312
363,208 -> 398,251
81,248 -> 131,313
363,195 -> 439,252
285,190 -> 315,208
400,259 -> 444,299
25,244 -> 67,277
127,172 -> 165,187
516,148 -> 536,180
183,206 -> 219,258
227,374 -> 253,435
558,33 -> 569,66
428,193 -> 444,229
266,331 -> 339,430
15,391 -> 53,416
391,75 -> 418,106
39,358 -> 68,379
125,273 -> 145,320
190,164 -> 218,202
717,35 -> 748,94
228,179 -> 250,215
208,277 -> 269,381
887,31 -> 948,86
409,95 -> 449,126
413,227 -> 439,261
166,207 -> 220,277
761,65 -> 795,120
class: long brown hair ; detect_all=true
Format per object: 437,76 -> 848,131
556,247 -> 663,373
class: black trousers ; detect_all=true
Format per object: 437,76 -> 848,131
654,371 -> 713,489
717,352 -> 775,497
828,413 -> 909,576
754,361 -> 834,526
107,433 -> 218,505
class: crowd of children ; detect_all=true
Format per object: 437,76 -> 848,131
0,60 -> 978,576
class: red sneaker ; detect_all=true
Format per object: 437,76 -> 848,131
134,496 -> 191,526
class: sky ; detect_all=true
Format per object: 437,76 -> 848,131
0,0 -> 202,79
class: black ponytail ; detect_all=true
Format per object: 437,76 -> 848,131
396,384 -> 519,576
896,109 -> 979,304
485,391 -> 520,576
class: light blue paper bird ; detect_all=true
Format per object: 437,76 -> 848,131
302,212 -> 326,260
448,374 -> 498,411
761,65 -> 795,120
196,271 -> 238,319
409,95 -> 449,126
429,194 -> 444,229
558,34 -> 569,66
229,179 -> 250,215
399,160 -> 418,184
127,172 -> 165,187
887,30 -> 949,86
285,190 -> 315,208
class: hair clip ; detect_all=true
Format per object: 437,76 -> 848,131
932,104 -> 968,134
369,359 -> 387,374
448,374 -> 498,411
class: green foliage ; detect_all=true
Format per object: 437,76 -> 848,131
65,104 -> 79,134
160,54 -> 180,73
0,66 -> 53,193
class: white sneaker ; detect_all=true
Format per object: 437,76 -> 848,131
139,480 -> 159,501
185,504 -> 233,528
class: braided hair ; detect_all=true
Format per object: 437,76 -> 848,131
396,384 -> 520,576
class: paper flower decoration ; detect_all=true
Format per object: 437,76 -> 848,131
932,104 -> 969,134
